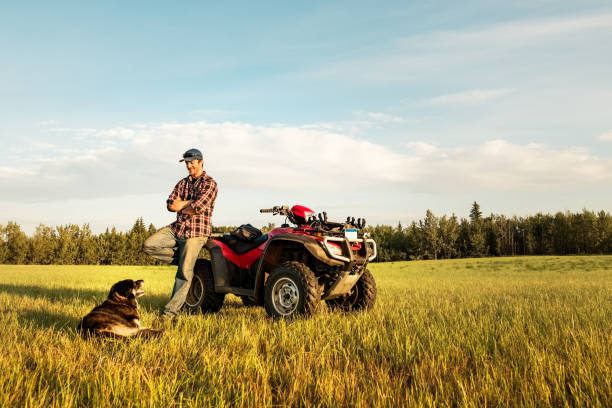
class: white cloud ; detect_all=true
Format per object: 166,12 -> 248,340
38,120 -> 58,126
1,121 -> 611,203
425,88 -> 515,106
0,167 -> 37,179
363,112 -> 405,123
426,140 -> 611,191
49,128 -> 98,135
405,141 -> 437,155
96,127 -> 136,140
598,130 -> 612,141
411,13 -> 612,50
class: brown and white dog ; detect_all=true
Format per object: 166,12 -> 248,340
79,279 -> 163,338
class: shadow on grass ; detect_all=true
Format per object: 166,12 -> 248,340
0,283 -> 266,328
0,283 -> 170,323
18,309 -> 81,331
0,283 -> 107,303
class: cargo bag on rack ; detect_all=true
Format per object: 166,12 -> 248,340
230,224 -> 263,241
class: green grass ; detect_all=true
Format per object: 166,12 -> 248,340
0,256 -> 610,407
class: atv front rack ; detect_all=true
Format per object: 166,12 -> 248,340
307,212 -> 366,230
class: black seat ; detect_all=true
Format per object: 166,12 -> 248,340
217,233 -> 269,254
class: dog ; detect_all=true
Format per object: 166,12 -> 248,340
79,279 -> 163,339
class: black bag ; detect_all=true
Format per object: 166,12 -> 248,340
230,224 -> 262,241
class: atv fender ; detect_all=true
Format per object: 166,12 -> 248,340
253,233 -> 344,301
204,240 -> 230,290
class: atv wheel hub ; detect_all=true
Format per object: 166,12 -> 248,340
271,277 -> 299,315
185,275 -> 204,307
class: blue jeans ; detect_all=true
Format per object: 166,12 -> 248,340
143,226 -> 208,317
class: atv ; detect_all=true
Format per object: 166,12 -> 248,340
184,205 -> 378,319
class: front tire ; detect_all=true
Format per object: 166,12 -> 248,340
326,268 -> 377,311
184,259 -> 225,314
264,261 -> 320,319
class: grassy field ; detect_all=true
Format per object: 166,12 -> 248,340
0,256 -> 610,407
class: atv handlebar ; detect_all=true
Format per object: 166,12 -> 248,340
260,205 -> 289,215
261,205 -> 367,231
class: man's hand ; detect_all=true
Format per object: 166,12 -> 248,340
168,199 -> 192,212
180,204 -> 197,215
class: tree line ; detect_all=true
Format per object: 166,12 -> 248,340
370,202 -> 612,261
0,203 -> 610,265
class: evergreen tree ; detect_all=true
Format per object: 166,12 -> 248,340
108,227 -> 127,264
127,217 -> 151,265
468,202 -> 486,257
147,223 -> 157,235
98,228 -> 113,265
485,216 -> 501,256
469,201 -> 482,223
261,223 -> 276,234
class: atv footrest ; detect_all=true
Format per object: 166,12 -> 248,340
215,286 -> 254,297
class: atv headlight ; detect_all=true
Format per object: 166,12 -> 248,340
328,244 -> 343,256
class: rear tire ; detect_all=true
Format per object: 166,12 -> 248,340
326,268 -> 376,311
264,261 -> 320,319
184,259 -> 225,314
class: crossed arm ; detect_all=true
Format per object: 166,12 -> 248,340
167,199 -> 196,214
166,182 -> 196,214
166,179 -> 217,215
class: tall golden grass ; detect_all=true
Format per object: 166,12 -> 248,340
0,256 -> 610,407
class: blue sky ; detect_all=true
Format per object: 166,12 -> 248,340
1,1 -> 611,233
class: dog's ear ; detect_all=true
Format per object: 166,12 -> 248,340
108,280 -> 133,301
108,283 -> 119,299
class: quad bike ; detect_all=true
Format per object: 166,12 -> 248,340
184,205 -> 378,319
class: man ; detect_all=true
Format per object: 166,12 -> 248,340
143,148 -> 218,321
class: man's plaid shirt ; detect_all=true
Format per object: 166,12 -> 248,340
167,171 -> 218,238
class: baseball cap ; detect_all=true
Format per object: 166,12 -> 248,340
179,148 -> 203,162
